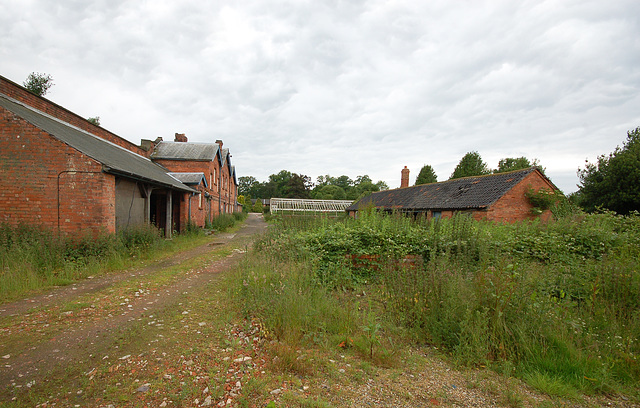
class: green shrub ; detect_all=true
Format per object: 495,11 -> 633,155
117,223 -> 163,253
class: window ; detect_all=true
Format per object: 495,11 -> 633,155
198,193 -> 202,209
432,211 -> 441,220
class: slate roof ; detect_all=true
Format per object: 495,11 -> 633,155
151,141 -> 220,161
0,94 -> 195,192
168,172 -> 208,188
347,167 -> 547,212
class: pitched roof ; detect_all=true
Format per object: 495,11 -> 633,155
168,172 -> 208,188
347,167 -> 549,211
0,94 -> 195,192
151,141 -> 220,161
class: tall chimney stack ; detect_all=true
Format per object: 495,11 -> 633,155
174,133 -> 188,142
401,166 -> 410,188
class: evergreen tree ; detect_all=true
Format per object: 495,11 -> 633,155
450,151 -> 491,179
415,165 -> 438,185
494,157 -> 541,173
252,199 -> 264,213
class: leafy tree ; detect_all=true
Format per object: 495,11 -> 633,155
415,165 -> 438,185
315,175 -> 336,187
262,170 -> 293,198
375,180 -> 389,191
23,72 -> 54,96
334,175 -> 353,191
450,151 -> 491,180
352,176 -> 385,199
285,173 -> 312,198
577,127 -> 640,214
354,175 -> 372,185
314,185 -> 346,200
87,116 -> 101,126
238,176 -> 261,197
242,194 -> 252,213
494,157 -> 540,174
312,173 -> 386,199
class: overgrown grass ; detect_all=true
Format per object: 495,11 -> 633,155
0,222 -> 208,302
206,212 -> 248,231
232,210 -> 640,400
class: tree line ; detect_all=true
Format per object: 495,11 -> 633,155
239,171 -> 388,201
414,153 -> 542,186
416,127 -> 640,215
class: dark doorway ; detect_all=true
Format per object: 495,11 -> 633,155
150,190 -> 166,235
172,192 -> 182,233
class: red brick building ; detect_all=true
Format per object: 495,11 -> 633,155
347,167 -> 559,223
0,74 -> 238,237
148,135 -> 239,226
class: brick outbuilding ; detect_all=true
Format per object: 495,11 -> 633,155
0,75 -> 196,237
346,167 -> 559,223
148,135 -> 239,226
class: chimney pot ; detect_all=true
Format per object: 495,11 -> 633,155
174,133 -> 188,142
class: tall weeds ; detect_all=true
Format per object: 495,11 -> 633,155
0,222 -> 186,301
234,210 -> 640,397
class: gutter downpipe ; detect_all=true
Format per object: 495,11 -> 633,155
218,165 -> 222,216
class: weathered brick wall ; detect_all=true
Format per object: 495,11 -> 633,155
1,107 -> 115,235
177,187 -> 209,229
219,162 -> 239,214
485,170 -> 556,223
0,76 -> 147,157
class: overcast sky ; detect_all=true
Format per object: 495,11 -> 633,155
2,0 -> 639,193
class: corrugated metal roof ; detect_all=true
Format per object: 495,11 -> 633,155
347,167 -> 543,211
152,141 -> 220,161
0,94 -> 195,192
168,172 -> 207,187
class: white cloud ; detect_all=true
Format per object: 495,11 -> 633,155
1,0 -> 639,193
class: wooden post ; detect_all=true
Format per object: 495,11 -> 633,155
139,184 -> 153,225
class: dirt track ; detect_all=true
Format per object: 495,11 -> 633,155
0,213 -> 268,391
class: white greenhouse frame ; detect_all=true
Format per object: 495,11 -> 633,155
270,198 -> 354,215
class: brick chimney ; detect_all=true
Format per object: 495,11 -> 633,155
174,133 -> 188,142
140,137 -> 163,155
215,139 -> 223,148
401,166 -> 410,188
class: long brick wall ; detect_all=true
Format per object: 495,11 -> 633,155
0,107 -> 116,235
